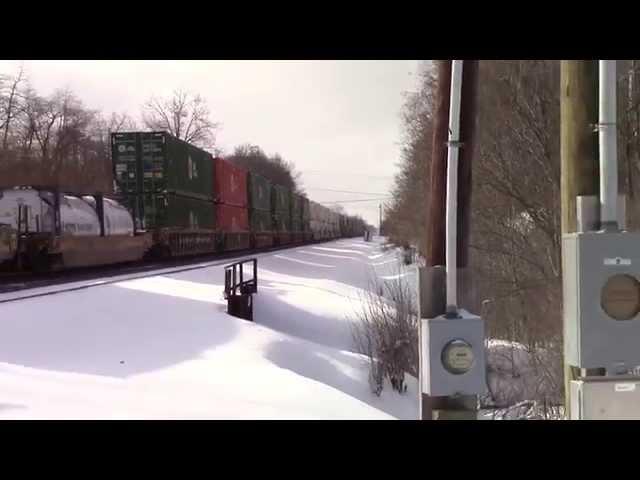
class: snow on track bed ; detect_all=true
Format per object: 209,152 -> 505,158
0,238 -> 419,419
0,240 -> 337,296
0,248 -> 295,304
0,240 -> 372,304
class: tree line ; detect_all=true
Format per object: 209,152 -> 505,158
0,65 -> 302,194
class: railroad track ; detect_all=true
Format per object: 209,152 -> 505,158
0,239 -> 343,301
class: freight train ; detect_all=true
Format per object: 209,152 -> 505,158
0,131 -> 368,272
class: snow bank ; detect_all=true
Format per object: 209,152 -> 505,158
0,239 -> 418,419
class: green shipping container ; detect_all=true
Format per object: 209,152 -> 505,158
272,185 -> 291,213
273,212 -> 291,232
247,172 -> 272,212
112,131 -> 214,201
123,193 -> 215,231
249,208 -> 273,233
291,218 -> 303,233
291,193 -> 303,222
302,197 -> 310,222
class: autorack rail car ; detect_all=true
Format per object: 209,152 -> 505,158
0,188 -> 152,271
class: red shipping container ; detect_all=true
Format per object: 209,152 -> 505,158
216,204 -> 249,232
214,157 -> 248,207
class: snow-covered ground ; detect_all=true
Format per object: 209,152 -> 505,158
0,237 -> 419,419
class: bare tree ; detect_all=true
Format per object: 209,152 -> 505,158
352,266 -> 418,396
108,111 -> 137,133
0,64 -> 26,151
226,143 -> 303,193
27,92 -> 62,166
2,87 -> 112,191
384,62 -> 435,254
142,89 -> 218,149
470,60 -> 561,347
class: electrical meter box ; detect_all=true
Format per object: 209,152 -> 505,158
421,310 -> 486,396
563,231 -> 640,373
571,377 -> 640,419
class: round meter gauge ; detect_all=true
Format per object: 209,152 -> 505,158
601,274 -> 640,321
441,339 -> 475,375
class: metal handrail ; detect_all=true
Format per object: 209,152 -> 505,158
224,258 -> 258,299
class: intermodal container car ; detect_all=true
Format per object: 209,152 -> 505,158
214,157 -> 248,207
272,185 -> 291,213
112,131 -> 214,201
291,192 -> 303,223
123,193 -> 215,231
247,172 -> 272,212
302,197 -> 310,223
291,218 -> 303,234
216,203 -> 249,232
249,208 -> 273,233
273,212 -> 292,232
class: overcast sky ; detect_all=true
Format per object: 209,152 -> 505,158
0,60 -> 422,226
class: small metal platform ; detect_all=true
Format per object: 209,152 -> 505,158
223,258 -> 258,321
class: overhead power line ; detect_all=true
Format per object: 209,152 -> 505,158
306,187 -> 389,195
320,197 -> 392,204
301,170 -> 394,180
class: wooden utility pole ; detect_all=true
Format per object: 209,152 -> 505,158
560,60 -> 599,417
420,60 -> 480,420
426,60 -> 452,268
425,60 -> 478,269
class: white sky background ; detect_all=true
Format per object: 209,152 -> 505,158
0,60 -> 422,226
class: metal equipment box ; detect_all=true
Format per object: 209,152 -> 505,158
421,309 -> 487,396
571,377 -> 640,419
563,231 -> 640,372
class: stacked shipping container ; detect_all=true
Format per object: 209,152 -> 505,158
290,192 -> 303,243
112,132 -> 215,229
308,200 -> 342,240
328,209 -> 340,238
130,131 -> 213,199
213,157 -> 250,250
309,201 -> 324,239
111,130 -> 359,254
272,184 -> 292,244
301,196 -> 311,241
247,172 -> 274,248
112,131 -> 217,255
288,193 -> 311,243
